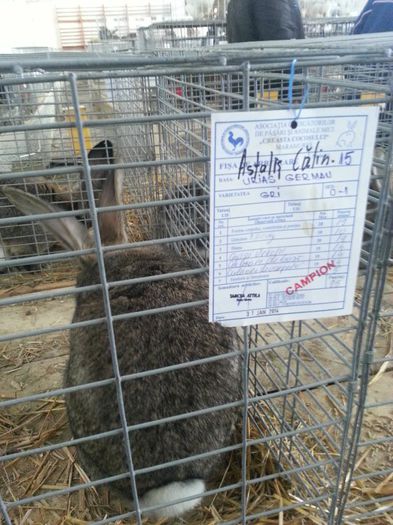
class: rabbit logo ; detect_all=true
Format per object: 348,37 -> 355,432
221,124 -> 249,156
336,121 -> 357,148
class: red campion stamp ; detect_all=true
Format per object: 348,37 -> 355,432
285,260 -> 336,295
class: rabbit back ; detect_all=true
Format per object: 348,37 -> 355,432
66,247 -> 241,498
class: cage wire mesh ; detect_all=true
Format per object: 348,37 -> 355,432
135,16 -> 357,52
303,16 -> 356,38
0,63 -> 123,272
0,35 -> 392,525
137,19 -> 228,51
55,3 -> 172,52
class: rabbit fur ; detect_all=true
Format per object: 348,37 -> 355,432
3,147 -> 242,519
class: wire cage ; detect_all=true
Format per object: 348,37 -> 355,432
55,4 -> 173,51
303,16 -> 356,38
88,40 -> 138,54
0,57 -> 124,268
137,19 -> 228,52
136,16 -> 357,51
0,34 -> 392,525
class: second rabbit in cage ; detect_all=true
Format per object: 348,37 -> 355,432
0,140 -> 114,270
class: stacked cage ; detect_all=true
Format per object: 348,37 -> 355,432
303,16 -> 356,37
0,34 -> 392,525
137,20 -> 228,52
136,16 -> 357,51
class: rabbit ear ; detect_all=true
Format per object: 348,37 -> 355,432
82,140 -> 126,245
86,140 -> 114,198
88,139 -> 114,165
97,167 -> 127,245
1,186 -> 88,253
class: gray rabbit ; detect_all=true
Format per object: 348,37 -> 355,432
0,140 -> 114,270
3,153 -> 241,518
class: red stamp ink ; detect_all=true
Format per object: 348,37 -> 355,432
285,260 -> 336,295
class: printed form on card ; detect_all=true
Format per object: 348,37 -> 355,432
209,107 -> 379,327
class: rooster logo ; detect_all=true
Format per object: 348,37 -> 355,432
228,131 -> 244,151
221,124 -> 249,155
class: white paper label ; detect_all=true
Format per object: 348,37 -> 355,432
209,107 -> 379,327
